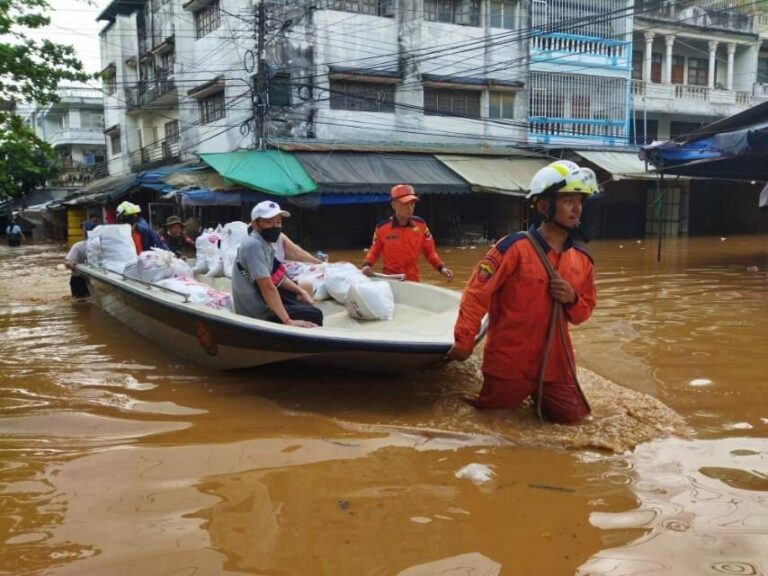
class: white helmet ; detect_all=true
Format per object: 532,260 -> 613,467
526,161 -> 599,199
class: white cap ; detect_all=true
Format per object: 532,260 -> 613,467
251,200 -> 290,221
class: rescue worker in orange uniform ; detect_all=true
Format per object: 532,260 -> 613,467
362,184 -> 454,282
448,161 -> 599,423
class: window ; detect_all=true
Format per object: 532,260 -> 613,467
489,92 -> 515,119
327,0 -> 394,16
490,0 -> 515,29
670,121 -> 702,139
758,58 -> 768,84
630,117 -> 658,145
269,73 -> 291,107
165,120 -> 179,143
671,55 -> 684,85
531,91 -> 564,118
199,91 -> 225,124
103,72 -> 117,95
688,57 -> 708,86
424,0 -> 481,26
329,80 -> 395,112
159,51 -> 174,76
651,52 -> 662,83
424,88 -> 481,117
109,132 -> 121,155
195,0 -> 220,38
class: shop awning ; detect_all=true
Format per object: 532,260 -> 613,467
574,150 -> 658,181
436,155 -> 550,196
198,150 -> 316,196
62,173 -> 138,206
294,152 -> 470,196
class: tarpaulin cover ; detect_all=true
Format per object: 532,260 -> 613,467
640,100 -> 768,181
294,152 -> 470,195
198,151 -> 317,196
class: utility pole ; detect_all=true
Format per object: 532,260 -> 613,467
255,0 -> 267,150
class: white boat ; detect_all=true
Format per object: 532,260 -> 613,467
77,264 -> 485,372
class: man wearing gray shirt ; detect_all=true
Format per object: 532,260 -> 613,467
232,201 -> 322,328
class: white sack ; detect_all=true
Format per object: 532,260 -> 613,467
135,248 -> 194,283
156,277 -> 232,310
346,280 -> 394,321
220,221 -> 249,278
193,227 -> 221,274
324,262 -> 369,304
86,224 -> 136,272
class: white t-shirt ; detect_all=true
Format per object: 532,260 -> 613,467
273,233 -> 286,263
66,241 -> 88,276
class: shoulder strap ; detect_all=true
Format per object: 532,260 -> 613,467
522,231 -> 557,280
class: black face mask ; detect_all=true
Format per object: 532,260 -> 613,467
259,227 -> 281,243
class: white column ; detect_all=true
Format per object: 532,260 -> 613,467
664,35 -> 675,84
726,43 -> 736,90
644,32 -> 655,82
708,41 -> 718,88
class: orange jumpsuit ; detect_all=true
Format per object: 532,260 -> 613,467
453,228 -> 596,422
363,216 -> 445,282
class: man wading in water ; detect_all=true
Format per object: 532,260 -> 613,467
448,160 -> 599,423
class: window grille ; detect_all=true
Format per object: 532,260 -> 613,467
490,0 -> 516,29
164,120 -> 180,143
195,0 -> 221,38
531,0 -> 626,39
329,80 -> 395,112
529,72 -> 627,140
424,88 -> 481,117
489,92 -> 515,119
199,91 -> 225,124
109,132 -> 121,155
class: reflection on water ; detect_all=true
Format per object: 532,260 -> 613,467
0,235 -> 766,575
579,438 -> 768,576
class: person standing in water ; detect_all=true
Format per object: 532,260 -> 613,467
448,161 -> 599,423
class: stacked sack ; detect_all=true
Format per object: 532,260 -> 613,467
85,224 -> 137,273
321,263 -> 395,321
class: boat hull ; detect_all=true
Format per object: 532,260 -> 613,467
82,265 -> 461,372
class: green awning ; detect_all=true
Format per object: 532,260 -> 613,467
436,155 -> 550,197
198,150 -> 317,196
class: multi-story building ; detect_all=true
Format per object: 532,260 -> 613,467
23,86 -> 106,189
527,0 -> 634,147
97,0 -> 532,160
630,0 -> 764,145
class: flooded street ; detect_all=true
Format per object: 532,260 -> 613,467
1,235 -> 766,575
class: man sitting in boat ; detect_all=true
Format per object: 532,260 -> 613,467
232,201 -> 322,328
115,201 -> 169,254
159,215 -> 196,258
361,184 -> 453,282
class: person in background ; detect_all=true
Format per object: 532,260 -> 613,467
232,201 -> 322,328
362,184 -> 453,282
448,161 -> 599,424
159,215 -> 196,258
82,215 -> 100,238
115,201 -> 168,254
5,217 -> 24,247
65,240 -> 90,299
274,232 -> 324,264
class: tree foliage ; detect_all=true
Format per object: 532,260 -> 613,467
0,0 -> 90,198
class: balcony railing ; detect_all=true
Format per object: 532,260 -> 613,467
531,33 -> 629,61
49,127 -> 105,147
632,79 -> 752,108
125,75 -> 177,109
129,139 -> 180,171
635,0 -> 754,32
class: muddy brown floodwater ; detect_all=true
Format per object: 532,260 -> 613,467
1,235 -> 766,575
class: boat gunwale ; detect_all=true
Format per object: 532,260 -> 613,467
78,264 -> 458,355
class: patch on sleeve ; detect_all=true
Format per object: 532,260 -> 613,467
477,255 -> 499,283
